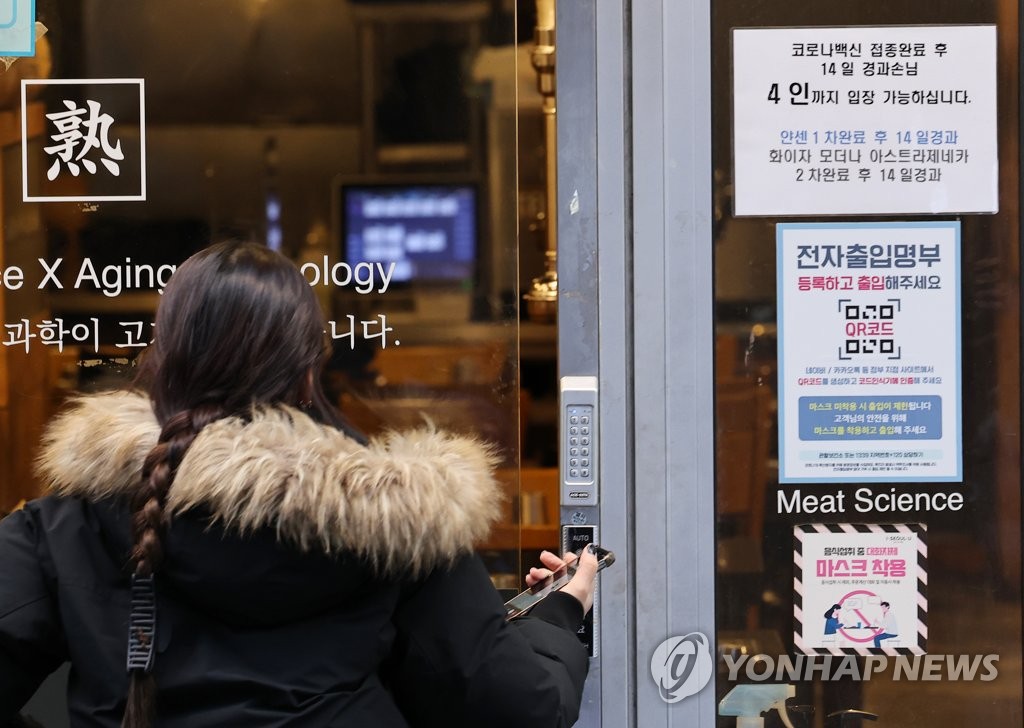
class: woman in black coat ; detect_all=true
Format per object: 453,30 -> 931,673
0,241 -> 597,727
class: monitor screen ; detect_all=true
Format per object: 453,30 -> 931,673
340,182 -> 478,287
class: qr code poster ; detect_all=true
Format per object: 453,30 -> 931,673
0,0 -> 35,57
22,78 -> 147,202
795,523 -> 927,656
776,221 -> 961,483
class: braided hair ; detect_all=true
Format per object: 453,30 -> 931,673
121,241 -> 346,727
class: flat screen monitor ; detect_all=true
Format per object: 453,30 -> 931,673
339,181 -> 478,289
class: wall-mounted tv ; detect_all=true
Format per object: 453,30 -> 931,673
337,179 -> 478,289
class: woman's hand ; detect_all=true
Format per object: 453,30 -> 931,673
524,547 -> 599,614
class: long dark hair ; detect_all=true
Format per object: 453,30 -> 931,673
122,240 -> 346,727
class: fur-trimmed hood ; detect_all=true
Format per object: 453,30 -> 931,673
35,391 -> 503,576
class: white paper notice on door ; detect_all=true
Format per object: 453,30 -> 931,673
732,25 -> 997,216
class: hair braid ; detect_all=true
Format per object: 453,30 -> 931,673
122,405 -> 223,728
119,241 -> 353,726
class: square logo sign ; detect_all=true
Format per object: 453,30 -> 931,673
22,78 -> 147,202
0,0 -> 35,57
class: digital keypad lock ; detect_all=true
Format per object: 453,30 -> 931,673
560,376 -> 597,506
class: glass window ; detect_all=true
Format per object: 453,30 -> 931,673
0,1 -> 548,586
713,1 -> 1022,725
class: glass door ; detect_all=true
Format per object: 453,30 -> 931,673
712,1 -> 1022,725
2,1 -> 540,720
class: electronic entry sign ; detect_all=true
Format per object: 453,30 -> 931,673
777,221 -> 962,483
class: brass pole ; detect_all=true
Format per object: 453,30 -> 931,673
524,0 -> 558,322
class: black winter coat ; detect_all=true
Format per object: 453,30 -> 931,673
0,392 -> 588,727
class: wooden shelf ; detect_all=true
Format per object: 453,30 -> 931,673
479,467 -> 560,552
481,524 -> 560,552
0,103 -> 47,510
350,1 -> 489,24
376,142 -> 471,166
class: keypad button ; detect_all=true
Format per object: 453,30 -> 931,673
566,405 -> 594,483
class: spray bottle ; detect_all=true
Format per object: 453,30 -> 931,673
718,684 -> 798,728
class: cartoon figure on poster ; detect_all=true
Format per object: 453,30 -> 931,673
873,600 -> 899,649
817,593 -> 901,649
823,604 -> 844,635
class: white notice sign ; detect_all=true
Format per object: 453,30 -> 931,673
733,26 -> 997,216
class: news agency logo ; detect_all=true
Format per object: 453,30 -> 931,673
724,653 -> 1000,682
650,636 -> 1000,704
650,632 -> 714,703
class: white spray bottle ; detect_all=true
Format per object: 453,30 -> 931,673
718,683 -> 798,728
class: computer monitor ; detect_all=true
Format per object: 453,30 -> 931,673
337,179 -> 479,291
